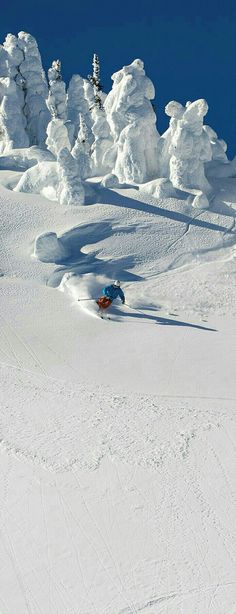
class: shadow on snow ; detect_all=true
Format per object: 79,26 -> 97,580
112,307 -> 217,332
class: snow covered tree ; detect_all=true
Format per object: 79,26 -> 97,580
104,59 -> 160,184
88,53 -> 103,110
67,74 -> 93,145
57,147 -> 85,206
83,55 -> 113,176
16,31 -> 49,147
71,113 -> 91,178
158,101 -> 185,178
46,117 -> 71,157
45,59 -> 73,157
89,105 -> 113,175
46,60 -> 67,120
2,34 -> 28,132
0,42 -> 29,153
203,125 -> 228,162
78,112 -> 89,143
167,99 -> 212,209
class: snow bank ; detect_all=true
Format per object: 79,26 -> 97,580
104,59 -> 160,184
13,154 -> 94,205
139,177 -> 180,199
14,161 -> 58,196
34,231 -> 69,262
100,173 -> 119,188
0,146 -> 54,171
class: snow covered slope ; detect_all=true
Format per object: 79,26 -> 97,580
0,171 -> 236,614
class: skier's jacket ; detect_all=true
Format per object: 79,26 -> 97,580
102,284 -> 125,302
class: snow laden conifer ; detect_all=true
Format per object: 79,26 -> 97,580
46,60 -> 71,157
85,53 -> 113,175
57,147 -> 85,206
104,59 -> 160,184
46,60 -> 67,120
2,34 -> 27,134
158,101 -> 185,178
16,32 -> 49,147
203,125 -> 228,162
166,99 -> 212,209
0,42 -> 29,153
71,113 -> 91,179
88,53 -> 103,110
67,74 -> 93,145
46,119 -> 71,157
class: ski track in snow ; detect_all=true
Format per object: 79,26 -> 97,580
0,361 -> 235,473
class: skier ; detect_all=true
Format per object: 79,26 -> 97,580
96,280 -> 125,317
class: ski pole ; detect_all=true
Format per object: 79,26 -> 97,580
77,297 -> 96,302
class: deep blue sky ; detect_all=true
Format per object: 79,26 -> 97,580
1,0 -> 236,156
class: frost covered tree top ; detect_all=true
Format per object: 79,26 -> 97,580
88,53 -> 103,109
46,59 -> 67,121
109,58 -> 155,103
48,60 -> 62,84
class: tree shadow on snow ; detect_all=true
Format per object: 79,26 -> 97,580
46,221 -> 143,287
111,307 -> 217,332
99,187 -> 231,234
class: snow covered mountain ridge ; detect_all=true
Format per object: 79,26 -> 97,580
1,30 -> 236,212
